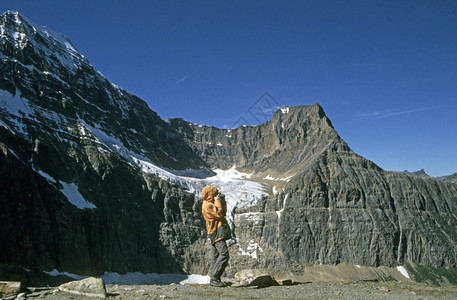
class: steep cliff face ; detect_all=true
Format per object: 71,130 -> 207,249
230,150 -> 457,272
173,104 -> 457,274
0,10 -> 206,278
0,141 -> 204,276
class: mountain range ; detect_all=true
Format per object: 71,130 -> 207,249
1,11 -> 457,286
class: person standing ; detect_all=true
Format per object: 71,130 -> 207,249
201,185 -> 231,287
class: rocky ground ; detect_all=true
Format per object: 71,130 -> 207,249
8,280 -> 457,300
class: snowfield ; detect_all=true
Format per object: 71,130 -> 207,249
83,120 -> 270,227
45,269 -> 210,285
44,265 -> 411,285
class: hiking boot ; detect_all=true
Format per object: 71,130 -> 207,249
209,279 -> 226,287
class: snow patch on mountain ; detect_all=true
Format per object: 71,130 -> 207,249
396,266 -> 410,279
281,106 -> 290,114
0,90 -> 30,134
34,169 -> 96,210
60,182 -> 96,209
0,90 -> 29,117
238,239 -> 264,259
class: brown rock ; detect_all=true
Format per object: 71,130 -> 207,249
58,277 -> 106,298
0,281 -> 21,298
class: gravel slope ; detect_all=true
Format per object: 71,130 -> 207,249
28,281 -> 457,300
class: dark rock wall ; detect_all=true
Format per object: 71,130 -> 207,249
226,148 -> 457,274
0,133 -> 205,276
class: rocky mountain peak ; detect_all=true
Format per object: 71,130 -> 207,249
271,103 -> 333,129
1,10 -> 205,171
0,10 -> 85,73
402,169 -> 430,178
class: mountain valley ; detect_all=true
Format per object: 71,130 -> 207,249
1,10 -> 457,287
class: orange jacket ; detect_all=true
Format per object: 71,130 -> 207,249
201,185 -> 226,237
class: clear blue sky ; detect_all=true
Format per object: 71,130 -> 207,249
2,1 -> 457,176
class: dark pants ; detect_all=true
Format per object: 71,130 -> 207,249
211,240 -> 229,281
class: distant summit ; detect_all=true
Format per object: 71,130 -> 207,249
402,169 -> 430,179
402,169 -> 457,184
438,172 -> 457,184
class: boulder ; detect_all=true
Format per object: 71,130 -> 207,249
234,269 -> 278,287
0,281 -> 21,298
58,277 -> 106,298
